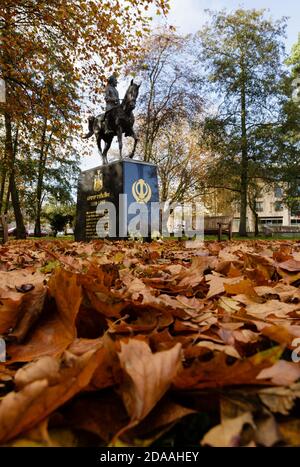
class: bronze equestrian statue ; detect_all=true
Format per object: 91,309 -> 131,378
83,75 -> 140,165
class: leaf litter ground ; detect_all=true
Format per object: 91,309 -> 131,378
1,238 -> 300,446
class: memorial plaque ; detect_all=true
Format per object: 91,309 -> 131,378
74,160 -> 159,241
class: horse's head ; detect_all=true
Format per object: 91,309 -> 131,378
123,79 -> 140,112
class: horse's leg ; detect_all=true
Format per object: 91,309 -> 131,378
129,130 -> 138,159
96,134 -> 104,165
102,136 -> 113,165
117,126 -> 123,160
83,116 -> 95,139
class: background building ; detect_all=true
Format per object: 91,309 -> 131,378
232,185 -> 300,233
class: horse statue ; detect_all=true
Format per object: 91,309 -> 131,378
83,79 -> 140,165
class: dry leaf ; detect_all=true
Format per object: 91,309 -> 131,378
258,384 -> 300,415
118,339 -> 182,422
201,412 -> 255,447
0,347 -> 105,443
257,361 -> 300,386
15,356 -> 60,389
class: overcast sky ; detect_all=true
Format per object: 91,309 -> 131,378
81,0 -> 299,170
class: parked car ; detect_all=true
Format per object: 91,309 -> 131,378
28,230 -> 49,237
8,227 -> 25,236
8,228 -> 49,237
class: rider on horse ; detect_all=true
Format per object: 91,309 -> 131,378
82,76 -> 140,163
84,75 -> 120,138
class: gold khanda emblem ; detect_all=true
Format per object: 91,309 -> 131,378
93,170 -> 103,192
132,179 -> 152,204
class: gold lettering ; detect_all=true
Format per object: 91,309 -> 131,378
87,192 -> 111,202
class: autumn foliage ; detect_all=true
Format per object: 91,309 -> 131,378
1,239 -> 300,446
0,0 -> 170,237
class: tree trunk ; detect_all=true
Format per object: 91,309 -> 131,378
254,213 -> 259,236
239,74 -> 248,237
34,205 -> 42,237
144,79 -> 154,162
4,112 -> 26,239
0,133 -> 7,214
2,16 -> 26,238
11,175 -> 27,238
239,157 -> 248,236
4,177 -> 11,215
0,22 -> 8,214
249,203 -> 260,237
0,168 -> 7,215
34,120 -> 48,237
4,126 -> 19,214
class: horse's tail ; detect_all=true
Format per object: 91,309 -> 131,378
83,116 -> 95,139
